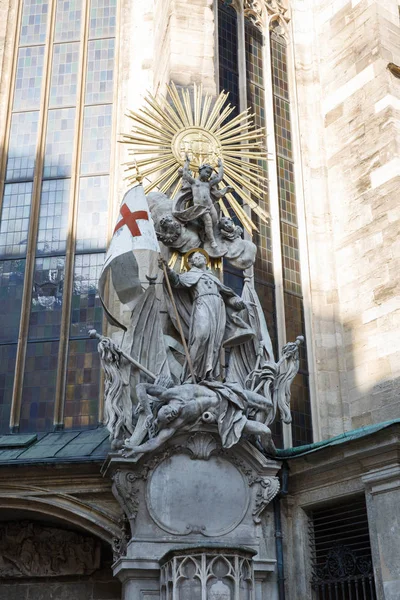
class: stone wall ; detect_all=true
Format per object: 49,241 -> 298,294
153,0 -> 217,94
0,565 -> 121,600
291,0 -> 400,438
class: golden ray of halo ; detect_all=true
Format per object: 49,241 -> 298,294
122,84 -> 269,233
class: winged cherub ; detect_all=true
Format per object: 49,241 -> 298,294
175,155 -> 233,250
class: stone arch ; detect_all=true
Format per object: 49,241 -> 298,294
0,494 -> 120,545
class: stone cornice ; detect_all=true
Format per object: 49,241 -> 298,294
283,425 -> 400,501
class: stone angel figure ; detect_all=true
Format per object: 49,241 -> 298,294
172,155 -> 233,253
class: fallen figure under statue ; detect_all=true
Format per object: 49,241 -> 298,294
122,378 -> 277,457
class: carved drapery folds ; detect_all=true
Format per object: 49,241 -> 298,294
0,521 -> 100,578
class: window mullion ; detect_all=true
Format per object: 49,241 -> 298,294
285,25 -> 320,442
0,0 -> 25,218
236,8 -> 247,113
99,0 -> 121,426
53,0 -> 91,428
263,22 -> 291,447
10,0 -> 57,432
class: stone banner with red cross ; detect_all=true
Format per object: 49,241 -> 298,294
98,184 -> 160,329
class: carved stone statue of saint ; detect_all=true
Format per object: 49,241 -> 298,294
161,251 -> 255,383
173,156 -> 233,253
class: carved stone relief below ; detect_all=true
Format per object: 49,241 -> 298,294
111,433 -> 280,536
146,451 -> 249,536
0,521 -> 100,578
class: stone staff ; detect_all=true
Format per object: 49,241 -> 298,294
88,329 -> 156,381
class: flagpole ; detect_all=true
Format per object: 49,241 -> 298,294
161,261 -> 196,383
89,330 -> 157,381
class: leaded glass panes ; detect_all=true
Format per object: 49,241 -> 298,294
36,179 -> 70,255
280,221 -> 301,294
218,2 -> 239,115
270,31 -> 312,445
6,112 -> 39,182
271,32 -> 289,100
0,345 -> 17,434
14,46 -> 45,111
64,339 -> 100,429
0,0 -> 115,434
49,42 -> 80,107
19,0 -> 49,46
273,96 -> 292,160
89,0 -> 116,39
20,340 -> 59,432
0,182 -> 33,258
245,22 -> 264,88
245,19 -> 274,293
80,104 -> 112,174
75,176 -> 108,251
277,157 -> 297,226
0,260 -> 26,343
28,256 -> 65,339
43,107 -> 76,178
85,38 -> 114,104
290,373 -> 312,446
283,290 -> 311,445
70,253 -> 104,337
54,0 -> 82,42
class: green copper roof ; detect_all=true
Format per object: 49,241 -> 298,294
276,419 -> 400,459
0,428 -> 110,465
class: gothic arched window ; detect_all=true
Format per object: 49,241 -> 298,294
0,0 -> 117,433
217,0 -> 313,447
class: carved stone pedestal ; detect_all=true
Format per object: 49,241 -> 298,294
103,430 -> 281,600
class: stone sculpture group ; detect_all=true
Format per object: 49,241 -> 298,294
96,156 -> 303,458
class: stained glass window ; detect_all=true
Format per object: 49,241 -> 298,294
19,341 -> 60,433
218,2 -> 239,116
19,0 -> 49,46
64,339 -> 100,429
0,345 -> 18,434
70,253 -> 104,337
76,176 -> 109,251
271,30 -> 312,446
0,183 -> 33,258
217,5 -> 312,446
80,104 -> 112,175
0,260 -> 26,344
14,46 -> 45,111
0,0 -> 116,434
43,107 -> 76,178
85,38 -> 115,104
54,0 -> 82,42
89,0 -> 116,39
49,42 -> 80,108
6,112 -> 39,182
28,256 -> 65,340
37,179 -> 71,255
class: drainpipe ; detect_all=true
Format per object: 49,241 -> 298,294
274,461 -> 289,600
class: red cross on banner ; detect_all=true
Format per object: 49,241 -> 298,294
114,204 -> 149,237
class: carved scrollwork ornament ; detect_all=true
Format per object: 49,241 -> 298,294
112,470 -> 140,521
252,475 -> 280,523
112,514 -> 131,562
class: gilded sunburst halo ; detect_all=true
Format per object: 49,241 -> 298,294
121,82 -> 269,233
